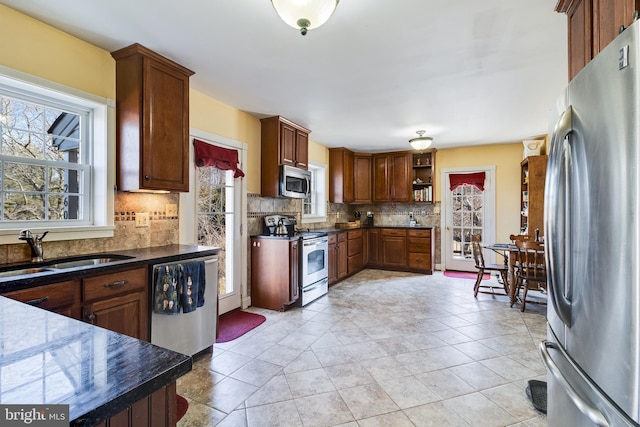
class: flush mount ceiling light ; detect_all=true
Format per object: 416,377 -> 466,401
409,130 -> 433,151
271,0 -> 340,36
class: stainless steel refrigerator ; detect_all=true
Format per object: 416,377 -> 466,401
542,19 -> 640,427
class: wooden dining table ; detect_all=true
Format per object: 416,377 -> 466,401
484,241 -> 546,306
483,243 -> 519,305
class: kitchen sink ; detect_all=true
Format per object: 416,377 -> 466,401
48,256 -> 133,269
0,267 -> 54,278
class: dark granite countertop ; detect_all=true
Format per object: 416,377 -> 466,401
321,225 -> 434,233
0,295 -> 191,426
0,244 -> 220,293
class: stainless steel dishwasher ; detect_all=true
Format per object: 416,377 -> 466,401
151,255 -> 218,356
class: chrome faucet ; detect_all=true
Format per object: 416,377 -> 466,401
18,229 -> 49,262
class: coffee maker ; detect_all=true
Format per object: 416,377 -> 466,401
263,215 -> 296,237
364,212 -> 374,227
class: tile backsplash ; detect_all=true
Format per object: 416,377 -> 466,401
0,192 -> 180,264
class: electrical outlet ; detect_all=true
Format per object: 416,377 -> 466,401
165,204 -> 178,217
433,205 -> 441,215
135,212 -> 149,227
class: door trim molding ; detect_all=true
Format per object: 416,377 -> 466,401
440,166 -> 497,271
181,128 -> 249,311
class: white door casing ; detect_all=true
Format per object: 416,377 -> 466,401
440,166 -> 496,272
180,129 -> 248,314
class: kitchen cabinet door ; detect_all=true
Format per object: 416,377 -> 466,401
372,152 -> 412,203
3,280 -> 81,319
261,116 -> 311,197
381,229 -> 407,268
82,267 -> 149,341
290,240 -> 300,302
328,233 -> 338,285
353,154 -> 372,203
337,232 -> 348,280
83,291 -> 148,341
329,148 -> 354,203
111,43 -> 194,192
367,228 -> 381,266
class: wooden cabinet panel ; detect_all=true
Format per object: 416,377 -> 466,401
337,234 -> 348,280
82,267 -> 148,341
408,237 -> 431,253
83,268 -> 146,302
329,148 -> 354,203
251,238 -> 300,310
558,0 -> 640,80
290,240 -> 300,303
328,234 -> 338,285
260,116 -> 311,197
103,382 -> 177,427
347,229 -> 363,274
382,236 -> 407,267
83,291 -> 148,340
3,280 -> 80,318
520,156 -> 548,236
409,253 -> 432,270
111,43 -> 193,192
372,152 -> 411,202
367,229 -> 381,266
389,152 -> 411,202
353,154 -> 372,203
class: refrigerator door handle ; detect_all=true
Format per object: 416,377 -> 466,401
540,341 -> 610,427
546,106 -> 574,326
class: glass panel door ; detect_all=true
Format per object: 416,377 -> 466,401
445,182 -> 486,272
197,166 -> 241,314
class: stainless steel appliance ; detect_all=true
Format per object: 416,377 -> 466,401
542,20 -> 640,427
151,255 -> 218,356
280,165 -> 311,199
299,232 -> 328,306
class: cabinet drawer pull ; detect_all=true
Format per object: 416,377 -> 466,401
283,158 -> 293,163
26,296 -> 49,306
104,280 -> 128,288
145,175 -> 151,180
87,313 -> 96,321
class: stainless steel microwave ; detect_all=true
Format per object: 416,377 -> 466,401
280,165 -> 311,198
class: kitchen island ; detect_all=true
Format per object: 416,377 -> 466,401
0,295 -> 191,426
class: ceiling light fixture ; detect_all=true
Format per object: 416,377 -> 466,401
409,130 -> 433,151
271,0 -> 340,36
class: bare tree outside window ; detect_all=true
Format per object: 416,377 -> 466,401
1,93 -> 84,223
196,166 -> 229,295
451,184 -> 484,258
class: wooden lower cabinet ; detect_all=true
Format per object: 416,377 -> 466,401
336,232 -> 348,281
251,238 -> 300,310
82,267 -> 149,341
407,228 -> 434,273
95,382 -> 177,427
347,229 -> 363,274
381,229 -> 407,267
366,228 -> 433,274
328,233 -> 338,285
2,280 -> 81,319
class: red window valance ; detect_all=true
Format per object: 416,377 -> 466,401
449,172 -> 486,191
194,139 -> 245,178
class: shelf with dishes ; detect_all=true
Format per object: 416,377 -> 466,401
412,150 -> 435,203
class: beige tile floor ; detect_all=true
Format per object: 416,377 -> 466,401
177,269 -> 548,427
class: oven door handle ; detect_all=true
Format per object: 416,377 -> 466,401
303,239 -> 328,247
302,278 -> 328,292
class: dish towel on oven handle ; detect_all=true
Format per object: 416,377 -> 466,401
180,260 -> 206,313
153,264 -> 181,314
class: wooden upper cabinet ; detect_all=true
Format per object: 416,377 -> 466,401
557,0 -> 640,80
261,116 -> 311,197
353,153 -> 372,204
329,148 -> 354,203
373,151 -> 411,203
111,43 -> 194,192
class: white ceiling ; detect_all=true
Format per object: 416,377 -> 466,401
1,0 -> 568,152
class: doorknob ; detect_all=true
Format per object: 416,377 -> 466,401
446,226 -> 451,230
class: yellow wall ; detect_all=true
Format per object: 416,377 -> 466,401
0,4 -> 114,98
436,142 -> 523,242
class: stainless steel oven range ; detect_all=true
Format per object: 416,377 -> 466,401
298,232 -> 328,306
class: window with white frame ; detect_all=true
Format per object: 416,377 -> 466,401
302,162 -> 326,223
0,67 -> 111,240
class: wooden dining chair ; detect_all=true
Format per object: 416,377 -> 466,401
471,234 -> 509,297
511,240 -> 547,311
